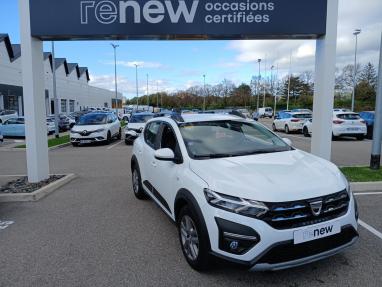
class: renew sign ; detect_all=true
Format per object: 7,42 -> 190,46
29,0 -> 328,40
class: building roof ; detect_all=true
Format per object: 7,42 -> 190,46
0,33 -> 90,81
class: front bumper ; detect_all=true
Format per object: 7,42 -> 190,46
204,194 -> 358,271
125,130 -> 140,142
70,131 -> 107,143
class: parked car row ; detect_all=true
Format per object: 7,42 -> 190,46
270,109 -> 368,141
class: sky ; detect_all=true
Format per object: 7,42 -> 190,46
0,0 -> 381,99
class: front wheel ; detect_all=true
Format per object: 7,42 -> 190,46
303,127 -> 310,137
285,125 -> 290,134
178,206 -> 211,271
117,128 -> 122,140
131,164 -> 148,200
106,131 -> 111,144
272,123 -> 277,132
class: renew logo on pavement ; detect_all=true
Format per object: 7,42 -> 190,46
0,220 -> 14,230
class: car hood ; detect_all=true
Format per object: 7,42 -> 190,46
71,125 -> 106,132
189,150 -> 346,202
127,123 -> 145,130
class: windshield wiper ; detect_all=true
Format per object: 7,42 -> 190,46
193,153 -> 235,159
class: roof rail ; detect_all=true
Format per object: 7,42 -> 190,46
229,110 -> 246,119
171,109 -> 184,123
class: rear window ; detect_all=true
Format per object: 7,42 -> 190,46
292,114 -> 312,119
337,114 -> 360,120
130,114 -> 153,123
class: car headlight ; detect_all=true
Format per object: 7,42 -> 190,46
340,172 -> 351,195
204,189 -> 268,218
92,129 -> 105,133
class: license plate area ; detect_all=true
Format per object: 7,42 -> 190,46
80,140 -> 92,144
294,221 -> 341,245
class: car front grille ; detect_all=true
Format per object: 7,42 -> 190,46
261,190 -> 350,230
255,226 -> 358,265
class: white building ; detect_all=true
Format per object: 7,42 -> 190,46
0,33 -> 121,116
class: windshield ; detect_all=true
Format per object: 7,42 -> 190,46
179,120 -> 292,159
337,113 -> 361,120
292,114 -> 312,119
130,114 -> 153,123
77,114 -> 107,125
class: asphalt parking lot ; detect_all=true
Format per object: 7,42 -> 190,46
0,142 -> 382,287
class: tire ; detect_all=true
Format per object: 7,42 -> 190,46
72,142 -> 79,147
285,125 -> 290,134
117,128 -> 122,140
178,206 -> 211,271
303,127 -> 310,137
131,163 -> 148,200
272,123 -> 277,132
106,131 -> 111,144
356,135 -> 364,141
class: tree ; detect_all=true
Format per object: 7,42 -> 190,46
359,62 -> 377,89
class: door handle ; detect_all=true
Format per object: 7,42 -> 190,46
152,161 -> 157,167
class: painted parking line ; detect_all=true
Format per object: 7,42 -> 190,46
107,140 -> 123,150
358,219 -> 382,240
0,220 -> 14,230
354,192 -> 382,196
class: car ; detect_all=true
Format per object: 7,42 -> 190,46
0,110 -> 18,124
130,113 -> 358,271
333,108 -> 351,113
0,129 -> 3,142
125,112 -> 154,145
258,107 -> 273,118
0,117 -> 51,137
236,109 -> 251,118
47,115 -> 71,132
272,112 -> 312,134
252,111 -> 259,121
70,112 -> 121,146
46,118 -> 56,134
274,110 -> 291,119
291,109 -> 312,113
359,111 -> 375,139
303,112 -> 367,140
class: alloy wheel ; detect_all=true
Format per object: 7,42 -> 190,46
132,170 -> 139,194
180,215 -> 199,261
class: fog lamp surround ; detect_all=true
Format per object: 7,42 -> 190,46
204,188 -> 269,219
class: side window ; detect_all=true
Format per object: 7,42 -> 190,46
160,124 -> 178,152
160,123 -> 183,163
144,122 -> 161,149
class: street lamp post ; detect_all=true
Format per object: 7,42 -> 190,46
146,74 -> 149,108
351,29 -> 361,112
271,65 -> 276,117
111,43 -> 119,114
287,53 -> 292,110
257,59 -> 261,111
203,74 -> 206,111
135,64 -> 139,110
51,41 -> 59,138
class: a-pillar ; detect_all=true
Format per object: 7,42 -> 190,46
19,0 -> 50,182
311,0 -> 339,161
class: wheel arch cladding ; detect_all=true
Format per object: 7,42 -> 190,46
174,188 -> 211,248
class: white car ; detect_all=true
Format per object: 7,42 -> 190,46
303,112 -> 367,140
131,113 -> 358,271
46,118 -> 56,134
125,112 -> 154,145
70,112 -> 121,146
258,107 -> 273,118
272,112 -> 312,133
0,110 -> 18,124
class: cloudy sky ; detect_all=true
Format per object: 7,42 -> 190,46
0,0 -> 381,99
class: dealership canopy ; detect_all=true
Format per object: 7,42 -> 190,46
30,0 -> 327,40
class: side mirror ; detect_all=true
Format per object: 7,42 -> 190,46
282,138 -> 292,146
155,148 -> 175,161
